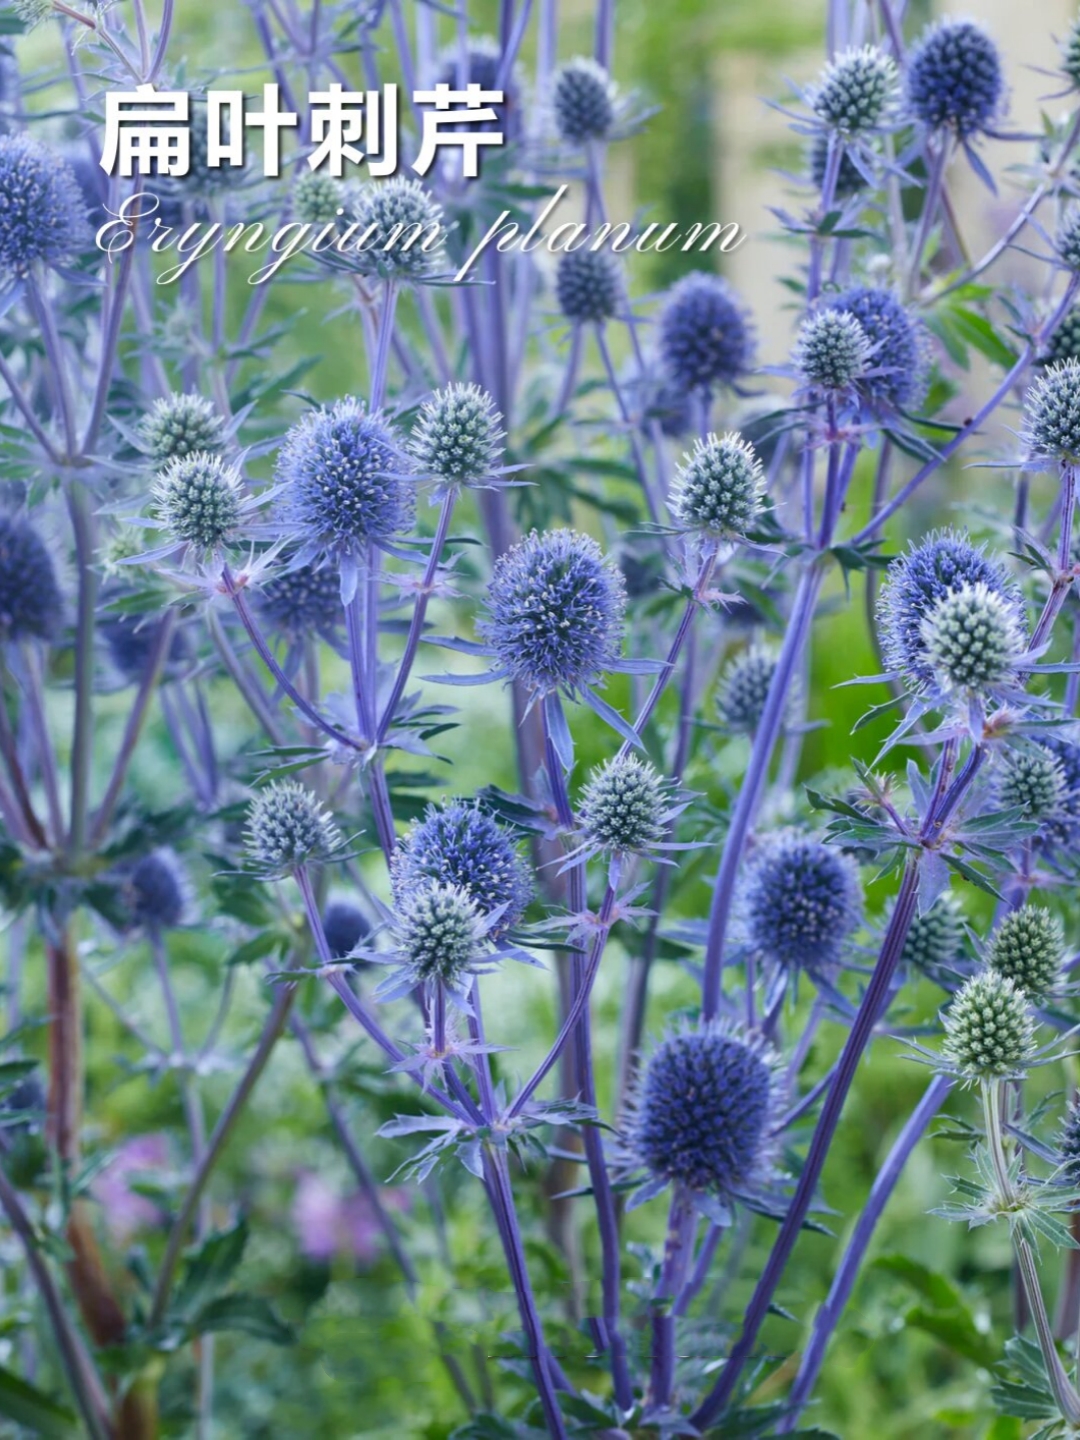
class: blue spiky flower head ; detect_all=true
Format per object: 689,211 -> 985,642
659,272 -> 754,394
827,286 -> 926,412
794,309 -> 871,391
741,829 -> 861,973
322,900 -> 369,959
100,601 -> 186,682
128,849 -> 189,930
905,19 -> 1004,138
902,892 -> 964,975
1024,360 -> 1080,462
353,177 -> 445,282
920,581 -> 1026,696
275,398 -> 413,562
1043,308 -> 1080,368
551,57 -> 615,144
943,969 -> 1035,1080
435,37 -> 523,141
0,132 -> 87,275
245,780 -> 341,876
670,432 -> 764,539
409,383 -> 504,488
1063,16 -> 1080,91
577,754 -> 668,856
393,880 -> 489,989
626,1020 -> 779,1206
480,528 -> 626,696
390,800 -> 532,933
1037,733 -> 1080,856
812,45 -> 898,136
1058,209 -> 1080,274
985,905 -> 1064,1001
293,171 -> 345,226
257,561 -> 342,640
998,744 -> 1067,821
1059,1100 -> 1080,1184
716,644 -> 779,734
139,394 -> 225,465
153,452 -> 243,553
555,247 -> 623,324
809,134 -> 867,197
0,516 -> 62,643
876,530 -> 1023,690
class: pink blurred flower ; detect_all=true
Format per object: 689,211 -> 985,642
93,1133 -> 169,1244
291,1171 -> 409,1264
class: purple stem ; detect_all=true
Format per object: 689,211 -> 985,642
377,489 -> 456,742
649,1191 -> 696,1414
908,134 -> 950,297
694,745 -> 985,1427
90,609 -> 178,844
224,568 -> 357,749
484,1150 -> 571,1439
509,880 -> 617,1119
541,694 -> 634,1410
780,1073 -> 952,1429
700,561 -> 826,1018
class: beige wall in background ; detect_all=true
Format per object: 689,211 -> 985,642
718,0 -> 1077,372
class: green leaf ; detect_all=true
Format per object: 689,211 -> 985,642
192,1293 -> 294,1345
873,1254 -> 963,1311
173,1220 -> 249,1319
0,1363 -> 78,1436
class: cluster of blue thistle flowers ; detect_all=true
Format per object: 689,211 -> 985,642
11,1 -> 1080,1436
